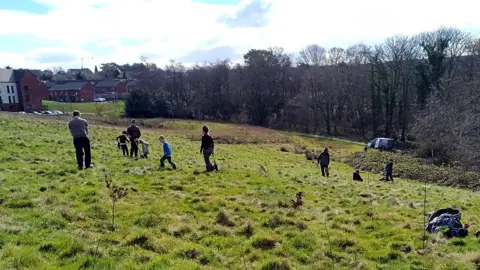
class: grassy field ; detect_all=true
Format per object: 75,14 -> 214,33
42,100 -> 125,117
0,113 -> 479,270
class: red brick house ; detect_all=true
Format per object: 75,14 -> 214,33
94,80 -> 127,100
0,69 -> 50,112
49,81 -> 95,102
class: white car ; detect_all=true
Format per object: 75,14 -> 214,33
52,110 -> 64,115
94,98 -> 106,102
367,138 -> 395,150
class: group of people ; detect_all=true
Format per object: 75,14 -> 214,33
352,159 -> 394,182
69,110 -> 395,179
68,111 -> 216,172
316,147 -> 394,182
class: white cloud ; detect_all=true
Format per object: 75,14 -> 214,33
1,0 -> 480,70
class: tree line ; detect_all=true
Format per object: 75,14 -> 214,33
125,27 -> 480,170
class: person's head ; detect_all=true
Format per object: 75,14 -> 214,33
324,147 -> 328,153
122,131 -> 127,135
355,169 -> 360,173
388,159 -> 393,163
202,125 -> 209,135
73,110 -> 80,117
159,135 -> 165,143
130,119 -> 136,125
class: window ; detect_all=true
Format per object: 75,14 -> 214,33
24,86 -> 30,102
8,96 -> 11,103
7,86 -> 10,94
12,96 -> 15,103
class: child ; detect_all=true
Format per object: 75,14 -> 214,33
353,169 -> 363,182
384,159 -> 394,181
200,126 -> 215,172
138,139 -> 150,159
159,135 -> 176,169
117,131 -> 130,156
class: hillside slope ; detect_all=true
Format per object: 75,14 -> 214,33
0,114 -> 479,269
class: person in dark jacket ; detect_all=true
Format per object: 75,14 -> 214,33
353,169 -> 363,181
127,119 -> 141,158
384,159 -> 393,181
317,148 -> 330,177
117,131 -> 130,156
200,126 -> 215,172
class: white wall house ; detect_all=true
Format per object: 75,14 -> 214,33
0,82 -> 19,105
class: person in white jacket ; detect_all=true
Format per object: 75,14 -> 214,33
138,139 -> 150,159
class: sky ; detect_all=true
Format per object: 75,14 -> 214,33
1,0 -> 480,71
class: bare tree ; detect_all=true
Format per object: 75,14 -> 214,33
52,66 -> 65,74
298,44 -> 327,67
416,27 -> 470,105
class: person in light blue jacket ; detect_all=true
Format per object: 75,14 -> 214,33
159,135 -> 177,169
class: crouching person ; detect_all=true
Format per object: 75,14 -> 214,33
159,135 -> 176,169
353,169 -> 363,182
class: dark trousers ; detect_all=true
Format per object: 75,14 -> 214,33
385,173 -> 394,181
121,145 -> 129,156
130,140 -> 138,157
73,137 -> 91,168
321,165 -> 329,177
160,155 -> 176,169
203,149 -> 213,172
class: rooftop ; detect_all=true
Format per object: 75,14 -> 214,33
94,79 -> 120,88
49,81 -> 89,91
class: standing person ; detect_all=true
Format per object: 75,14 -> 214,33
117,131 -> 130,156
200,126 -> 215,172
384,159 -> 394,181
138,139 -> 150,159
159,135 -> 176,169
317,148 -> 330,177
127,119 -> 141,158
68,110 -> 92,170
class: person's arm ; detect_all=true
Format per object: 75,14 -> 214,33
85,121 -> 89,135
138,128 -> 142,138
200,137 -> 205,153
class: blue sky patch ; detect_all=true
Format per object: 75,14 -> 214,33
192,0 -> 240,5
0,0 -> 50,14
82,43 -> 115,56
0,35 -> 60,53
120,38 -> 151,47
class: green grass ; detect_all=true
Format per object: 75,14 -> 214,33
0,114 -> 479,269
42,100 -> 125,117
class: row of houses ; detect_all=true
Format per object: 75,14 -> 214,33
45,79 -> 127,102
0,69 -> 129,112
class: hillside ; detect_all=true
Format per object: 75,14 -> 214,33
0,114 -> 479,269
